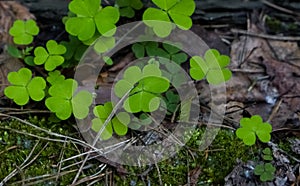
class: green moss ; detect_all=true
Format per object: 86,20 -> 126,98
114,127 -> 257,185
1,117 -> 261,185
0,116 -> 83,185
278,137 -> 299,164
265,15 -> 298,34
199,129 -> 256,183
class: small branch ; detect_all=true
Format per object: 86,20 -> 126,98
261,0 -> 300,17
267,98 -> 282,123
231,29 -> 300,41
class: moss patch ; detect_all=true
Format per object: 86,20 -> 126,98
114,127 -> 257,185
0,116 -> 101,185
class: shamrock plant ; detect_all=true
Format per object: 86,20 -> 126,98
236,115 -> 272,146
254,163 -> 275,182
190,49 -> 232,85
262,148 -> 273,161
45,78 -> 93,120
6,45 -> 35,66
115,0 -> 143,18
4,68 -> 46,106
93,36 -> 116,53
114,62 -> 170,113
132,42 -> 188,87
47,70 -> 66,85
253,147 -> 275,182
92,102 -> 130,140
65,0 -> 119,40
34,40 -> 67,71
7,19 -> 39,66
132,42 -> 187,65
132,42 -> 160,59
143,0 -> 195,37
163,90 -> 180,115
9,19 -> 39,45
60,36 -> 88,67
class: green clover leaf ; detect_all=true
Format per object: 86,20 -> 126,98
114,63 -> 170,113
92,102 -> 130,140
123,90 -> 161,113
116,0 -> 143,18
94,36 -> 115,54
9,19 -> 39,45
47,70 -> 65,85
143,0 -> 195,37
190,49 -> 232,85
34,40 -> 66,71
162,90 -> 180,115
94,6 -> 120,37
66,17 -> 95,41
236,115 -> 272,146
262,148 -> 273,161
103,56 -> 113,65
7,45 -> 22,58
66,0 -> 100,41
72,90 -> 93,119
132,42 -> 166,59
254,163 -> 275,182
66,0 -> 119,41
4,68 -> 46,106
129,113 -> 152,130
45,79 -> 93,120
133,42 -> 187,65
61,36 -> 88,61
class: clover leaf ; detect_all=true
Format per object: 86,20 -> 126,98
61,36 -> 88,62
92,102 -> 130,140
4,68 -> 46,106
161,43 -> 188,65
103,56 -> 113,65
94,36 -> 115,54
116,0 -> 143,18
66,0 -> 119,41
9,19 -> 39,45
132,42 -> 187,66
132,42 -> 161,59
114,63 -> 170,113
163,90 -> 180,115
47,70 -> 65,85
34,40 -> 67,71
143,0 -> 195,37
254,163 -> 275,182
162,69 -> 186,88
236,115 -> 272,146
7,45 -> 22,58
45,79 -> 93,120
262,148 -> 273,161
190,49 -> 232,85
6,45 -> 36,66
129,113 -> 152,130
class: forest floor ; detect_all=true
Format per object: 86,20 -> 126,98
0,0 -> 299,185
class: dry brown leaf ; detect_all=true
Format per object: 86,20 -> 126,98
229,22 -> 300,129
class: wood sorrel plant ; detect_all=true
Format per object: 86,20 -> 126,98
5,0 -> 272,148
